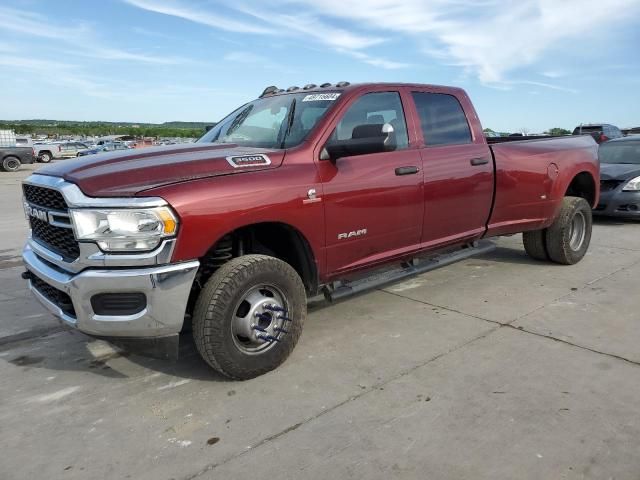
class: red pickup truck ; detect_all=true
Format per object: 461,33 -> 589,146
22,82 -> 599,379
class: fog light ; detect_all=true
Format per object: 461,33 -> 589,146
91,293 -> 146,316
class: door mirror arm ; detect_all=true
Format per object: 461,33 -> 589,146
319,147 -> 332,162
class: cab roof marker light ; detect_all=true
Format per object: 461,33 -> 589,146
336,81 -> 350,87
286,86 -> 300,92
260,85 -> 279,97
320,83 -> 332,88
303,84 -> 317,90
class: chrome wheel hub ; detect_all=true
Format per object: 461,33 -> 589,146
569,211 -> 586,251
231,284 -> 290,354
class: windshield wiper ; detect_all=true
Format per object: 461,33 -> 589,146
226,105 -> 253,138
280,98 -> 296,149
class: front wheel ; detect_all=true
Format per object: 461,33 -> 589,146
192,255 -> 306,380
545,196 -> 593,265
1,156 -> 21,172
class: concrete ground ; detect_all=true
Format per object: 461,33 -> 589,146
1,163 -> 640,479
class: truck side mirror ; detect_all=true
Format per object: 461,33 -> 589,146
321,123 -> 396,162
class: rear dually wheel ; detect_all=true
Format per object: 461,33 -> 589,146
545,196 -> 592,265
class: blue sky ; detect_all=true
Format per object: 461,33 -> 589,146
0,0 -> 638,132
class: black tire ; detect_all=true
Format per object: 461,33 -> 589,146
1,156 -> 21,172
522,229 -> 549,261
38,151 -> 52,163
545,196 -> 592,265
192,254 -> 306,380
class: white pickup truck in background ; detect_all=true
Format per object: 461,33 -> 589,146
33,141 -> 92,163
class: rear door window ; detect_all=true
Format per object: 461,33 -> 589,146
412,92 -> 472,146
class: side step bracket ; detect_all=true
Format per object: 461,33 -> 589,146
322,240 -> 496,302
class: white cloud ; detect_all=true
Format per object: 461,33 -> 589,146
235,7 -> 385,51
123,0 -> 400,69
336,49 -> 410,70
541,71 -> 565,79
0,7 -> 90,40
76,47 -> 183,64
122,0 -> 276,34
265,0 -> 640,84
513,80 -> 577,94
0,6 -> 179,65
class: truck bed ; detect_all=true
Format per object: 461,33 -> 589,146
485,134 -> 599,237
487,135 -> 568,144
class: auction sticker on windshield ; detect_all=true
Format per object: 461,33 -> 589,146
302,93 -> 341,102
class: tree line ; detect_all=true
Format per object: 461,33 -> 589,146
0,122 -> 213,138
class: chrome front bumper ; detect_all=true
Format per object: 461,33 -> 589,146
23,243 -> 199,337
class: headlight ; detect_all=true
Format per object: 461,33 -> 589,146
622,176 -> 640,191
70,206 -> 178,252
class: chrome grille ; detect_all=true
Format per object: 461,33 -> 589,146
23,184 -> 80,261
23,184 -> 67,211
30,217 -> 80,261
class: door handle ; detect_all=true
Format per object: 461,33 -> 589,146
470,157 -> 490,166
395,166 -> 419,176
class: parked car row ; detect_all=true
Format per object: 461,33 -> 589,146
23,138 -> 133,163
77,142 -> 131,156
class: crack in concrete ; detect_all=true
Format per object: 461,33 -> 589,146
378,259 -> 640,369
503,324 -> 640,368
181,324 -> 501,480
379,288 -> 500,326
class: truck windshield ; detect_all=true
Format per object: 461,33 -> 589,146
198,92 -> 341,149
599,141 -> 640,164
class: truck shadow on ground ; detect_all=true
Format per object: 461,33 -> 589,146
2,328 -> 231,382
2,293 -> 351,382
593,217 -> 640,226
471,245 -> 548,266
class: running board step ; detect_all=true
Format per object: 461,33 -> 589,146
322,240 -> 496,302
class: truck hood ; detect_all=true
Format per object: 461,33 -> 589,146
35,144 -> 284,197
600,163 -> 640,181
